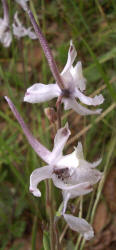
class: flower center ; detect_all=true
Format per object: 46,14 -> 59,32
53,167 -> 70,181
61,89 -> 71,98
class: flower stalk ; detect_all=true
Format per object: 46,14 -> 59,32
5,0 -> 105,247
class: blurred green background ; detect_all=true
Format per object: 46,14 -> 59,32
0,0 -> 116,249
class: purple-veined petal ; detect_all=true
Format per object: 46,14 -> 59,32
5,96 -> 51,163
30,165 -> 53,197
63,97 -> 102,115
74,88 -> 104,106
49,123 -> 71,163
24,83 -> 60,103
62,182 -> 93,214
63,214 -> 94,240
61,40 -> 77,75
70,61 -> 86,92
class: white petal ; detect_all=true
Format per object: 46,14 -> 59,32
1,30 -> 12,47
63,98 -> 102,115
0,19 -> 7,38
75,142 -> 84,159
63,182 -> 93,201
75,88 -> 104,106
61,70 -> 75,91
52,175 -> 91,191
70,167 -> 103,185
0,19 -> 12,47
70,61 -> 86,91
62,182 -> 93,214
56,150 -> 79,170
61,40 -> 77,75
79,158 -> 102,169
24,83 -> 60,103
49,123 -> 71,163
63,214 -> 94,240
15,0 -> 29,11
30,165 -> 53,197
27,27 -> 37,39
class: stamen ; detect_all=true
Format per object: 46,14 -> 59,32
61,89 -> 70,98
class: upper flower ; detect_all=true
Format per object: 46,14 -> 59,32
24,40 -> 104,115
0,0 -> 37,47
12,12 -> 37,40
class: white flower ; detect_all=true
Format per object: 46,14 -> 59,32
12,12 -> 37,40
29,126 -> 102,198
24,40 -> 104,115
5,96 -> 103,198
63,214 -> 94,240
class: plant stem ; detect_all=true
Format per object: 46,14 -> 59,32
56,95 -> 62,129
46,180 -> 55,250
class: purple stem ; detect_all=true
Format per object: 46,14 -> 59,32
5,96 -> 51,164
2,0 -> 9,23
26,8 -> 64,90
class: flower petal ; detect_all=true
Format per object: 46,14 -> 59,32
24,83 -> 60,103
70,167 -> 103,185
63,97 -> 102,115
79,158 -> 102,169
75,88 -> 104,106
70,61 -> 86,92
52,174 -> 92,191
1,30 -> 12,47
0,18 -> 12,47
62,182 -> 93,214
27,27 -> 37,39
49,123 -> 71,163
63,182 -> 93,201
15,0 -> 29,11
75,142 -> 84,159
30,165 -> 53,197
5,96 -> 51,163
63,214 -> 94,240
61,70 -> 75,91
61,40 -> 77,75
